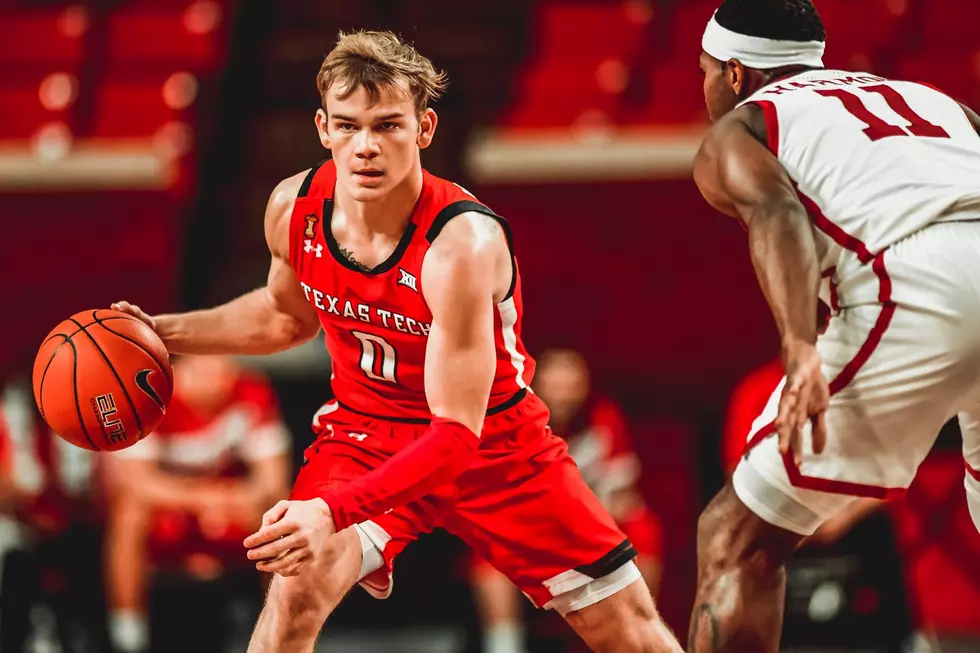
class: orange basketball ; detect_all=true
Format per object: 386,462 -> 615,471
32,308 -> 174,452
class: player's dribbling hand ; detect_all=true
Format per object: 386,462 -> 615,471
243,498 -> 336,576
776,342 -> 829,467
110,301 -> 156,330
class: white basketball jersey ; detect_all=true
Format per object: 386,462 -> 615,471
741,69 -> 980,273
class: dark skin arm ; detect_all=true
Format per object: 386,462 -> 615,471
694,103 -> 828,463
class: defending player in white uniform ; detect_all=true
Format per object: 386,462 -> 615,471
686,1 -> 980,652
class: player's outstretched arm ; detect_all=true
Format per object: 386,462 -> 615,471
113,173 -> 321,356
695,106 -> 828,463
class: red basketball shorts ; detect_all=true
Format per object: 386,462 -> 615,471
291,393 -> 639,611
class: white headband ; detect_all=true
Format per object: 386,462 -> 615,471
702,11 -> 825,70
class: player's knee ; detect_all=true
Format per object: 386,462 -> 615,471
565,577 -> 674,652
264,531 -> 362,637
267,574 -> 332,635
696,484 -> 796,579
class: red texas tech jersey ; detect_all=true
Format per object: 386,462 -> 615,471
288,160 -> 536,422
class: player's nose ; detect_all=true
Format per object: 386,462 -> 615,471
354,129 -> 380,158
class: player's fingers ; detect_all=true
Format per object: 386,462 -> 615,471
110,301 -> 134,313
775,387 -> 798,437
256,548 -> 310,575
792,423 -> 804,467
811,410 -> 828,455
263,500 -> 290,526
775,382 -> 802,454
246,532 -> 304,561
776,414 -> 793,456
243,518 -> 296,549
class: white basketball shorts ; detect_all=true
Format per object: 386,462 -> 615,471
734,220 -> 980,535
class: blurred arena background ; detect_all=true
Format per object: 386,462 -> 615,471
1,1 -> 978,651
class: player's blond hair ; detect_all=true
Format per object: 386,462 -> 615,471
316,30 -> 448,116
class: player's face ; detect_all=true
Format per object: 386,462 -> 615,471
700,51 -> 739,122
534,351 -> 590,423
315,80 -> 437,202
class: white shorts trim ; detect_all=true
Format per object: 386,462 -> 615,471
352,521 -> 393,599
733,455 -> 828,536
543,560 -> 641,617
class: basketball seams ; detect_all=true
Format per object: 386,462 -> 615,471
66,336 -> 100,451
41,315 -> 145,347
68,317 -> 146,445
89,311 -> 173,394
37,334 -> 69,423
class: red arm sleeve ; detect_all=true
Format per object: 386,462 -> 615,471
320,417 -> 478,528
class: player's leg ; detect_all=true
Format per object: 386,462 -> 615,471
690,259 -> 976,653
103,490 -> 151,653
246,406 -> 433,652
687,482 -> 807,653
469,557 -> 528,653
247,526 -> 362,652
563,574 -> 679,652
448,399 -> 683,653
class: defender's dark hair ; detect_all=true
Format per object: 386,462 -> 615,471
714,0 -> 826,42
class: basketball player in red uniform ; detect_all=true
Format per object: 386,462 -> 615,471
688,1 -> 980,652
112,31 -> 682,653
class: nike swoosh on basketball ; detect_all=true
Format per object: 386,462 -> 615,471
135,369 -> 166,412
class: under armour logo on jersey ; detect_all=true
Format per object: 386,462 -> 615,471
304,239 -> 323,258
347,432 -> 369,442
398,267 -> 418,292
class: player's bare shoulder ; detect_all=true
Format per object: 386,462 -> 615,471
264,170 -> 311,258
698,103 -> 767,165
427,211 -> 506,263
422,211 -> 511,302
694,103 -> 772,218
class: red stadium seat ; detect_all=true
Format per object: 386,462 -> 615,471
107,0 -> 227,72
534,2 -> 648,62
0,6 -> 87,66
91,74 -> 197,138
0,77 -> 77,139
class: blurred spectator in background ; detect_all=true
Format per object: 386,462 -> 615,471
470,348 -> 663,653
103,355 -> 291,653
0,376 -> 107,653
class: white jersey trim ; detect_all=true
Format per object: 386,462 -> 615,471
496,297 -> 527,389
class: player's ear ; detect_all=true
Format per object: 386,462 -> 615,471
315,108 -> 331,149
417,108 -> 438,150
726,59 -> 746,96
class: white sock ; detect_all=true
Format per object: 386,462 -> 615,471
483,622 -> 526,653
108,610 -> 149,653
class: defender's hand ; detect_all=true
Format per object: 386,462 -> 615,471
243,498 -> 336,576
110,301 -> 157,331
776,343 -> 829,467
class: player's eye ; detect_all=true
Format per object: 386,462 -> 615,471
337,123 -> 357,132
379,122 -> 399,131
